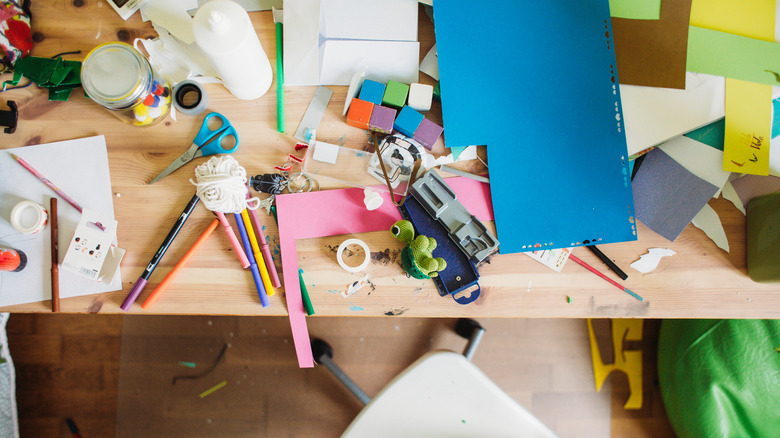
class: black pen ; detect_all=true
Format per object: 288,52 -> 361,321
121,194 -> 200,310
587,245 -> 628,280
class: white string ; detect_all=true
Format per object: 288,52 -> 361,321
190,155 -> 260,214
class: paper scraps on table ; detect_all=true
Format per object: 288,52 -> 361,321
684,118 -> 725,150
690,0 -> 775,178
524,248 -> 572,272
419,44 -> 438,80
434,0 -> 636,254
609,0 -> 661,20
621,72 -> 725,156
687,26 -> 780,88
720,180 -> 746,215
611,0 -> 691,89
658,135 -> 731,197
342,274 -> 371,298
771,95 -> 780,176
632,148 -> 719,241
729,174 -> 780,210
630,248 -> 676,273
691,203 -> 729,252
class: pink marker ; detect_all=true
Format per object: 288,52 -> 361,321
215,211 -> 250,269
246,186 -> 281,287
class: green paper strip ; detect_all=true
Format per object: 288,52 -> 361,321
609,0 -> 661,20
687,26 -> 780,87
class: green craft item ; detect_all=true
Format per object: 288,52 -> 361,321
382,80 -> 409,109
3,56 -> 82,101
391,220 -> 447,279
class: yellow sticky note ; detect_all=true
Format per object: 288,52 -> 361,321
690,0 -> 774,176
723,80 -> 772,174
690,0 -> 775,37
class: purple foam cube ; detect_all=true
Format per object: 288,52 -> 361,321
413,118 -> 444,150
369,105 -> 397,134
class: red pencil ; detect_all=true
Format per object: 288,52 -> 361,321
568,253 -> 643,301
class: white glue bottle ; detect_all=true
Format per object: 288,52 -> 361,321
193,0 -> 273,100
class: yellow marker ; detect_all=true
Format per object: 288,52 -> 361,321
241,209 -> 274,295
587,318 -> 643,409
199,380 -> 227,398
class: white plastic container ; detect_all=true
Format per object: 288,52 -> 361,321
193,0 -> 273,100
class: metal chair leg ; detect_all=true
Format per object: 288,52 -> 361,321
456,318 -> 486,361
312,338 -> 371,406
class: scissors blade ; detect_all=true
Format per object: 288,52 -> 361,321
149,144 -> 200,184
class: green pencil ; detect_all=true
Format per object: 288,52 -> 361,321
273,8 -> 285,133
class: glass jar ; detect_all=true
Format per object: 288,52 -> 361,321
81,42 -> 171,126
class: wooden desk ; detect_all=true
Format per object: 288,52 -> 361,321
1,2 -> 778,318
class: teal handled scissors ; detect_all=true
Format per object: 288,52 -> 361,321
150,112 -> 239,184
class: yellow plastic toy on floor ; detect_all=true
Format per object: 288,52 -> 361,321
588,318 -> 643,409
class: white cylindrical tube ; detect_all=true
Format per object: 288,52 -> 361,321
193,0 -> 273,100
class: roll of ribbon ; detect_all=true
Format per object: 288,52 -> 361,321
10,200 -> 48,234
173,79 -> 209,116
337,238 -> 371,273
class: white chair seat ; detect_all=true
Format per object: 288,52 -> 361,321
342,351 -> 557,438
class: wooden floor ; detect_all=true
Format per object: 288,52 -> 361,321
7,314 -> 674,437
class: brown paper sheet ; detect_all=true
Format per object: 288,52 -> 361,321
612,0 -> 693,89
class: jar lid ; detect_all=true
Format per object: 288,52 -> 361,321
81,43 -> 149,108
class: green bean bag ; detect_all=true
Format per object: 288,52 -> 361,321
658,319 -> 780,437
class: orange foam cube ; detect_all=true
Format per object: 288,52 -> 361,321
346,98 -> 374,130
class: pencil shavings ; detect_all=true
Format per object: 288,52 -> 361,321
630,248 -> 676,274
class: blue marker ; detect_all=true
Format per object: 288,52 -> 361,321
233,213 -> 269,307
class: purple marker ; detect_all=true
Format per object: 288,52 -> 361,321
121,194 -> 200,311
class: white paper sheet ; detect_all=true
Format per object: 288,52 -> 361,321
284,0 -> 419,86
318,40 -> 419,86
721,180 -> 746,215
0,136 -> 121,306
691,203 -> 729,252
658,135 -> 731,197
620,72 -> 725,155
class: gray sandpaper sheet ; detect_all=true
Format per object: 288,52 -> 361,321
632,148 -> 718,241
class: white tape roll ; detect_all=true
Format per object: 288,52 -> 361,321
337,238 -> 371,273
10,200 -> 48,234
173,80 -> 209,116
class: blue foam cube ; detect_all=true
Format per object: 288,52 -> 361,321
359,80 -> 386,105
393,105 -> 424,137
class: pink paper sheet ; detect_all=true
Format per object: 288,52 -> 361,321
275,176 -> 493,368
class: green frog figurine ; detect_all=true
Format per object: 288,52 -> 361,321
391,220 -> 447,279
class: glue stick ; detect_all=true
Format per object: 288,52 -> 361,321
0,247 -> 27,272
193,0 -> 273,100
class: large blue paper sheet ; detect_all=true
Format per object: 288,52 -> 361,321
434,0 -> 637,253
